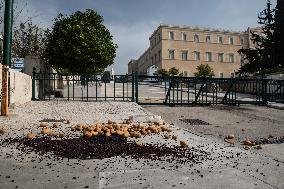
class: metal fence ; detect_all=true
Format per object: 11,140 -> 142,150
32,71 -> 134,102
134,75 -> 284,106
32,71 -> 284,106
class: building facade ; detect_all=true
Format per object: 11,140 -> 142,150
129,24 -> 252,78
128,59 -> 138,74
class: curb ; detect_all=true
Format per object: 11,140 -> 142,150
267,102 -> 284,110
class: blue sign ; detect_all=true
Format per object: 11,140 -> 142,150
11,58 -> 24,71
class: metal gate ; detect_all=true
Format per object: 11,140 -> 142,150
32,70 -> 134,102
134,75 -> 284,106
32,71 -> 284,106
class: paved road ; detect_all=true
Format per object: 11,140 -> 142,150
144,104 -> 284,143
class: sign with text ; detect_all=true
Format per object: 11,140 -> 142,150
11,58 -> 24,72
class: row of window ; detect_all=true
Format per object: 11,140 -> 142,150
168,50 -> 235,63
168,31 -> 243,45
148,50 -> 162,64
181,71 -> 235,78
141,68 -> 235,78
151,33 -> 162,47
217,72 -> 235,78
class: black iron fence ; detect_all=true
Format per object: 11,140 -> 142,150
32,71 -> 284,106
134,75 -> 284,106
32,71 -> 134,102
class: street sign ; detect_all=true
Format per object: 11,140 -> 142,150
11,57 -> 24,71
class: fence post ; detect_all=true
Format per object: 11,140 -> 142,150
135,72 -> 138,103
32,67 -> 36,100
131,72 -> 135,102
262,79 -> 267,105
86,75 -> 89,102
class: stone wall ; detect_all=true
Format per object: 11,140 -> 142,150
0,64 -> 32,105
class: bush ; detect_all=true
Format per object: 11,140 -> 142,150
194,64 -> 214,78
169,67 -> 179,76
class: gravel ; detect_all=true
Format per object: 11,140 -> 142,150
0,101 -> 153,139
1,136 -> 209,164
0,101 -> 211,166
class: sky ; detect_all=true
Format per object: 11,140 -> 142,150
1,0 -> 277,74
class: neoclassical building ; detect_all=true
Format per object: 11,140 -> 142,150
128,24 -> 257,78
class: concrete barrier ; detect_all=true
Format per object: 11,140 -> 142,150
0,64 -> 32,105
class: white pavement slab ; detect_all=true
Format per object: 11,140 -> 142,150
267,102 -> 284,110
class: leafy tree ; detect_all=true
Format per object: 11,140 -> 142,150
0,1 -> 45,60
194,64 -> 214,77
168,67 -> 179,76
44,9 -> 118,74
238,0 -> 283,74
157,69 -> 169,76
12,21 -> 46,58
102,71 -> 111,82
274,0 -> 284,71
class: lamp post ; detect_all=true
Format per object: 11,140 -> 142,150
1,0 -> 13,116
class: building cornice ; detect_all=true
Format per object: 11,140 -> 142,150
150,24 -> 246,39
